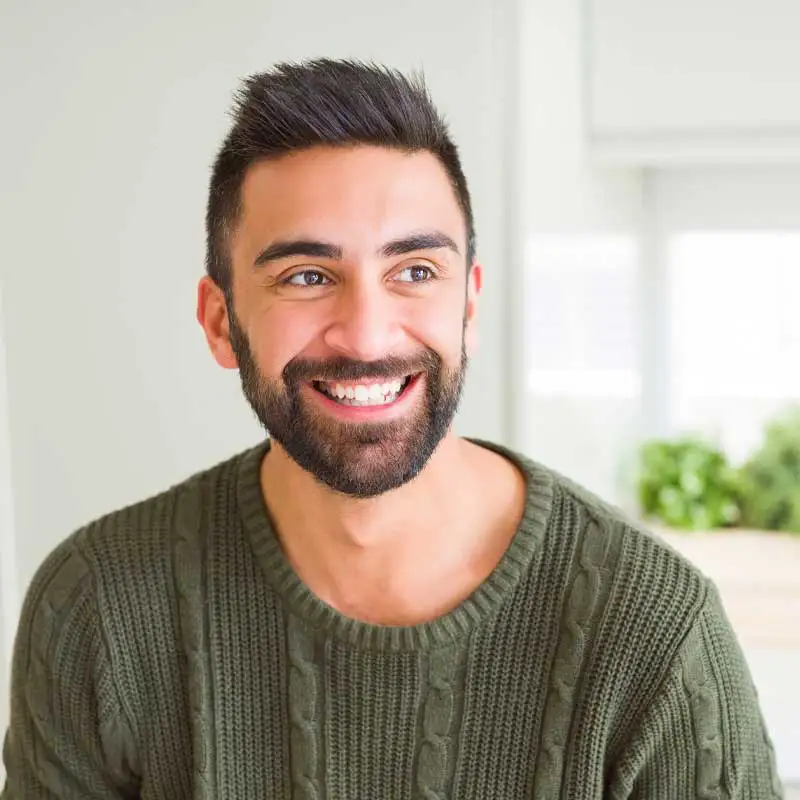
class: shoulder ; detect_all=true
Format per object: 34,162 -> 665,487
551,454 -> 709,635
513,452 -> 734,745
10,535 -> 114,739
482,438 -> 710,614
553,460 -> 709,618
14,536 -> 96,653
71,442 -> 263,573
538,456 -> 719,708
487,441 -> 715,691
18,443 -> 265,633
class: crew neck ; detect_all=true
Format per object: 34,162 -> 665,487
237,438 -> 554,651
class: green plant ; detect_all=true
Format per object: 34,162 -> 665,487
637,437 -> 741,530
737,406 -> 800,534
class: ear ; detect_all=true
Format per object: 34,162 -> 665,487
196,276 -> 239,370
464,262 -> 482,355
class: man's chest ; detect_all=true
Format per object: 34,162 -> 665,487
135,612 -> 607,800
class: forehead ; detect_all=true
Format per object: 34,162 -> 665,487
234,145 -> 467,258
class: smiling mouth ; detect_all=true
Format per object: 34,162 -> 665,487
311,374 -> 415,407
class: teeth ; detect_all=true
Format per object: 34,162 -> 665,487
316,376 -> 411,407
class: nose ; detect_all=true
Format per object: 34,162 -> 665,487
322,278 -> 406,361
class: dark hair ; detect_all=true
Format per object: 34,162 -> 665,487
205,59 -> 476,298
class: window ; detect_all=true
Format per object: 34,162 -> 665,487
526,234 -> 640,398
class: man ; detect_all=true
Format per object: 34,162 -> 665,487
2,60 -> 783,799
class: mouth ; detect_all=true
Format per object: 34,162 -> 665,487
310,374 -> 416,407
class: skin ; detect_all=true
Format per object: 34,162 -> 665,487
197,145 -> 526,625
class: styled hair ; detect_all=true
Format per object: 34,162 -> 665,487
205,59 -> 476,298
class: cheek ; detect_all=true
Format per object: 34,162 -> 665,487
406,298 -> 465,361
247,306 -> 322,376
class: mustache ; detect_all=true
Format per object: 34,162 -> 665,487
283,350 -> 441,384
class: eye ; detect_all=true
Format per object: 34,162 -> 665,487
394,265 -> 435,283
282,269 -> 332,287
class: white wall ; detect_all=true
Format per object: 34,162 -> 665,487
587,0 -> 800,165
0,0 -> 516,665
588,0 -> 800,133
0,278 -> 16,772
517,0 -> 645,508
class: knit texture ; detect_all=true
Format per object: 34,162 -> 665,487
1,439 -> 784,799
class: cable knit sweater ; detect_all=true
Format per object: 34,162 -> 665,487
1,439 -> 784,798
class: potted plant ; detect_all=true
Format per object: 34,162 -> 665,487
637,436 -> 741,531
737,405 -> 800,534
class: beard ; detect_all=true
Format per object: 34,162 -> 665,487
227,310 -> 467,498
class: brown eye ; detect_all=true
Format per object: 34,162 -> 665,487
283,270 -> 332,287
395,265 -> 434,283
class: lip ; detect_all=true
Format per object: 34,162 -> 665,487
304,373 -> 423,422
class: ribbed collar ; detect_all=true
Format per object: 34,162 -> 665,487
237,438 -> 554,652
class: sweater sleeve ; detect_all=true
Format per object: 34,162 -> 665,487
607,580 -> 784,799
1,539 -> 140,799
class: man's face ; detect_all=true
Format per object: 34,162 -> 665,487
225,145 -> 480,498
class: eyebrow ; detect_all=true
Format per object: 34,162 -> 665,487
379,232 -> 460,258
253,240 -> 343,266
252,230 -> 460,267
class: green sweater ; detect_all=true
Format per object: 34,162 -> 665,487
2,440 -> 783,799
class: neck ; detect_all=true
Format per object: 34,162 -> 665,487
261,432 -> 470,549
259,434 -> 526,625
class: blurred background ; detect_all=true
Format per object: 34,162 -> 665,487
1,0 -> 798,791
